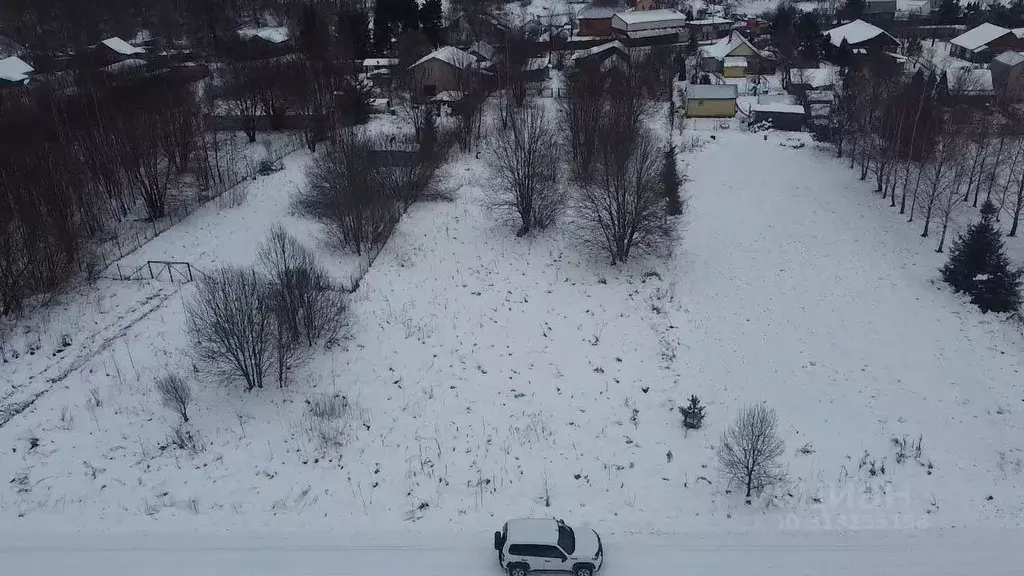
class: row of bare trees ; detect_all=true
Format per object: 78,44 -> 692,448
485,63 -> 683,265
0,71 -> 213,316
219,56 -> 372,150
830,63 -> 1024,252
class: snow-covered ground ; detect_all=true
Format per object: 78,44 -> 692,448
1,103 -> 1023,565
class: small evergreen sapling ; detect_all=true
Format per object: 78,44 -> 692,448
679,394 -> 706,429
940,200 -> 1023,313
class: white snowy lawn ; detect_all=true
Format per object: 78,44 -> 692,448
1,122 -> 1022,537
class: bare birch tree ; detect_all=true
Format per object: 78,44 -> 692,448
717,403 -> 787,502
488,104 -> 562,236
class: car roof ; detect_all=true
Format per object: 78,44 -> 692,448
507,518 -> 559,545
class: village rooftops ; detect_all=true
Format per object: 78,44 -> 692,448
612,9 -> 688,32
950,23 -> 1013,52
0,55 -> 33,83
824,19 -> 893,47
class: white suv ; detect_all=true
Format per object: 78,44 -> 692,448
494,518 -> 604,576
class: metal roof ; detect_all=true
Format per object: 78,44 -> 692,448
686,84 -> 738,100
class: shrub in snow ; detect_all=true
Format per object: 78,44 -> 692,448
488,104 -> 563,236
296,130 -> 400,256
166,425 -> 205,455
302,394 -> 362,454
258,226 -> 347,386
662,143 -> 685,217
940,200 -> 1023,313
258,225 -> 347,347
156,373 -> 193,423
186,267 -> 275,391
678,394 -> 706,429
717,403 -> 786,502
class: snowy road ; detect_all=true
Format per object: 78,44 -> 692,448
2,529 -> 1020,576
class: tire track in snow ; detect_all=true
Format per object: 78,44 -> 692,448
0,287 -> 177,427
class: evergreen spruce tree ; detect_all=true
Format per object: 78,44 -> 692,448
419,0 -> 444,46
337,5 -> 371,60
298,3 -> 330,61
940,200 -> 1023,313
663,144 -> 683,216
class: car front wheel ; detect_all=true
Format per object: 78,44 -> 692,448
573,566 -> 593,576
508,565 -> 528,576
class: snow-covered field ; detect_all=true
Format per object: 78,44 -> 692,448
1,105 -> 1023,559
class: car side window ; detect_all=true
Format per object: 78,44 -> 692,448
537,545 -> 565,559
508,544 -> 528,556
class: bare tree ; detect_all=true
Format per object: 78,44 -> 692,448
296,130 -> 399,256
258,224 -> 347,348
717,403 -> 787,502
559,69 -> 604,182
185,267 -> 275,392
221,61 -> 262,143
155,373 -> 193,423
575,127 -> 671,264
1005,137 -> 1024,237
488,104 -> 562,236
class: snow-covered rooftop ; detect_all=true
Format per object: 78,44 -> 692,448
506,519 -> 558,545
686,83 -> 738,100
411,46 -> 477,70
572,40 -> 628,61
752,102 -> 806,114
363,58 -> 399,67
825,19 -> 890,47
100,37 -> 145,55
101,58 -> 146,74
946,67 -> 994,95
700,30 -> 763,60
612,9 -> 687,32
0,55 -> 33,83
1014,27 -> 1024,39
523,56 -> 550,71
469,40 -> 496,61
793,66 -> 838,88
950,23 -> 1012,51
689,17 -> 733,25
236,26 -> 290,44
429,90 -> 465,102
577,4 -> 616,19
994,50 -> 1024,66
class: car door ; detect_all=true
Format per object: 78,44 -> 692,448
536,545 -> 568,571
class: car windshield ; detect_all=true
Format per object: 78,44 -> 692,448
557,525 -> 575,554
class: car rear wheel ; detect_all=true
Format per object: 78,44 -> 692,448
508,565 -> 528,576
573,566 -> 593,576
